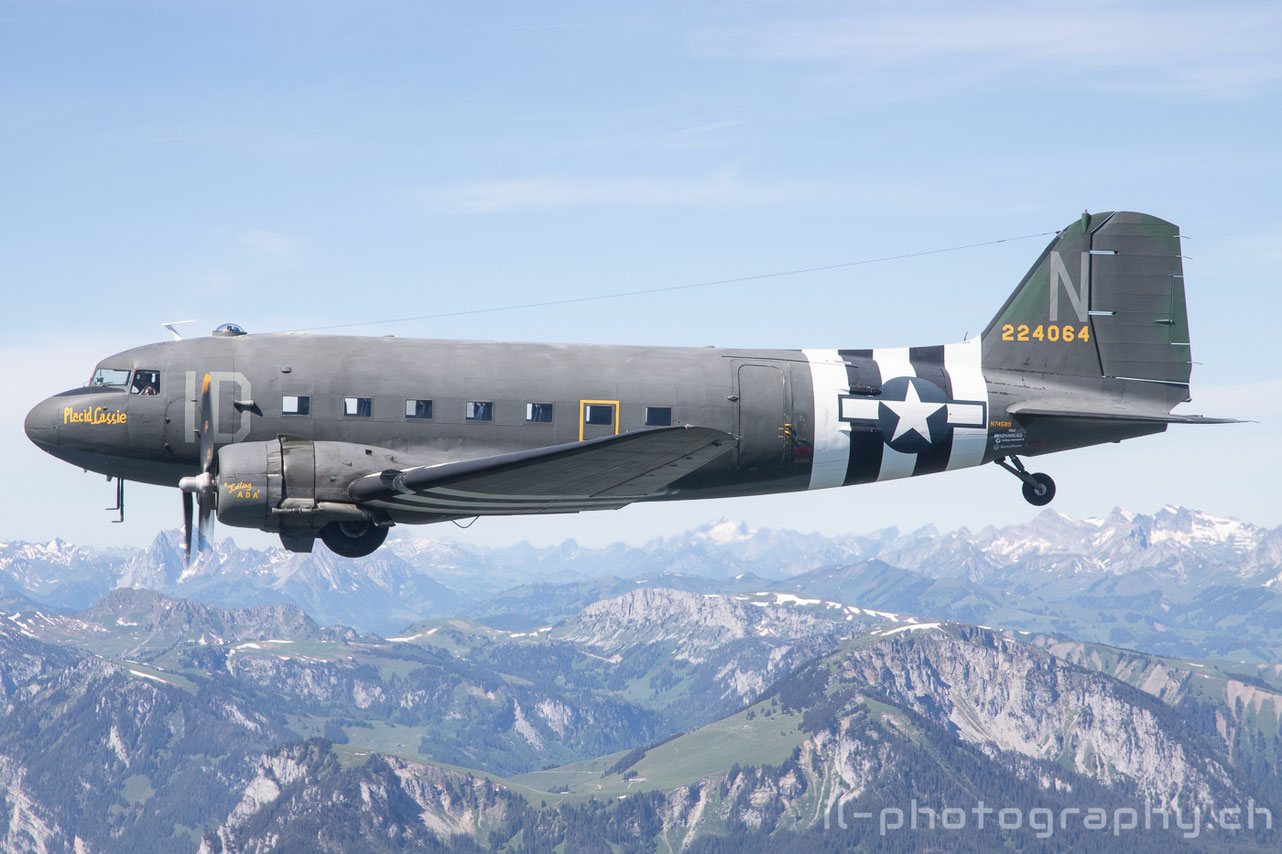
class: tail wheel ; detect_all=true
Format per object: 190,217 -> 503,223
1021,472 -> 1056,506
319,520 -> 388,558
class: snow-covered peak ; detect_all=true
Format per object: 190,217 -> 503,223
696,519 -> 754,545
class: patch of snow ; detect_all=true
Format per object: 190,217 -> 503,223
128,668 -> 173,686
880,622 -> 942,637
771,593 -> 822,607
700,520 -> 753,545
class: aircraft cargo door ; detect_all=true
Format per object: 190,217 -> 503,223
735,364 -> 786,474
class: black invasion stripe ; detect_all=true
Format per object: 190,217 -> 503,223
908,345 -> 952,476
838,349 -> 883,486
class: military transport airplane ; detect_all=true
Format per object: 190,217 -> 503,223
25,211 -> 1234,561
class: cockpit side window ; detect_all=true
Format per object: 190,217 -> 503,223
90,368 -> 132,387
130,370 -> 160,396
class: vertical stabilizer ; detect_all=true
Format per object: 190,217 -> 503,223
982,211 -> 1191,389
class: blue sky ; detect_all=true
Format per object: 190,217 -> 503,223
4,1 -> 1280,549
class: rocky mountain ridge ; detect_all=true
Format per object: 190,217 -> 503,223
4,506 -> 1275,634
5,580 -> 1282,851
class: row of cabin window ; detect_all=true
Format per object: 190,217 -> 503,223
280,396 -> 673,427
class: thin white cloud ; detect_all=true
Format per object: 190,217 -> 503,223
424,168 -> 813,214
238,229 -> 300,256
689,2 -> 1282,99
670,120 -> 743,140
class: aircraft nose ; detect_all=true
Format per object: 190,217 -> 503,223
24,396 -> 60,450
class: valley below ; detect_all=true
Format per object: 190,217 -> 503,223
4,506 -> 1282,852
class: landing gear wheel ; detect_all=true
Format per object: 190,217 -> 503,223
1021,472 -> 1056,506
319,520 -> 388,558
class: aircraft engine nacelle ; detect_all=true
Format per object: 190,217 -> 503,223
214,441 -> 277,530
214,439 -> 379,532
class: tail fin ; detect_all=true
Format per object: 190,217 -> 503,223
982,211 -> 1192,390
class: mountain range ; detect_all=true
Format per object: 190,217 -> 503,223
3,506 -> 1282,851
5,506 -> 1281,659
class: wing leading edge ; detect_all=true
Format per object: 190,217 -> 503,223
348,426 -> 734,517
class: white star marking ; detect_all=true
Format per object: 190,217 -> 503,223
883,382 -> 944,444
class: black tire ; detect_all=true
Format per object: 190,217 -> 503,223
319,520 -> 388,558
1021,472 -> 1056,506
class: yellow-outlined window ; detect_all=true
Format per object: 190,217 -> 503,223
578,399 -> 619,441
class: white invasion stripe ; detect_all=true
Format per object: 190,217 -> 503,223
803,349 -> 850,490
878,447 -> 918,480
873,348 -> 916,482
944,337 -> 989,471
873,347 -> 915,384
839,397 -> 879,421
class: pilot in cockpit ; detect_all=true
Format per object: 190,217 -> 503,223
131,370 -> 159,396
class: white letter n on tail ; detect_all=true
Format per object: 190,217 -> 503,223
1048,251 -> 1089,322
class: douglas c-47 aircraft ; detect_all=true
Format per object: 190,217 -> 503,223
25,212 -> 1234,561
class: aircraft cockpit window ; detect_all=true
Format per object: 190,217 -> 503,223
466,401 -> 493,421
90,368 -> 131,387
282,395 -> 310,415
405,399 -> 433,419
644,407 -> 672,427
344,397 -> 372,417
130,370 -> 160,396
526,403 -> 554,423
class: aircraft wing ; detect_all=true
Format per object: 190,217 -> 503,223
348,426 -> 734,517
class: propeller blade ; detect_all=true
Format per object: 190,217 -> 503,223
182,490 -> 193,566
189,371 -> 218,554
198,489 -> 215,552
198,372 -> 215,474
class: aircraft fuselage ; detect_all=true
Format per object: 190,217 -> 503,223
25,212 -> 1226,556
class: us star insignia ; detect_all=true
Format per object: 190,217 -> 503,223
838,376 -> 986,454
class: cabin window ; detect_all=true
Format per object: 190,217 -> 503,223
644,406 -> 672,427
344,397 -> 372,417
405,399 -> 433,419
282,395 -> 310,415
466,401 -> 493,421
130,370 -> 160,396
584,404 -> 614,426
90,368 -> 131,387
526,403 -> 554,423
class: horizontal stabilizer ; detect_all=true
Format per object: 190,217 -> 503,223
1008,404 -> 1240,425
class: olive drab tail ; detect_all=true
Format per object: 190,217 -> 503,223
981,211 -> 1193,395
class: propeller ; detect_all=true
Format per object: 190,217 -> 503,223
182,490 -> 193,564
178,373 -> 217,566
